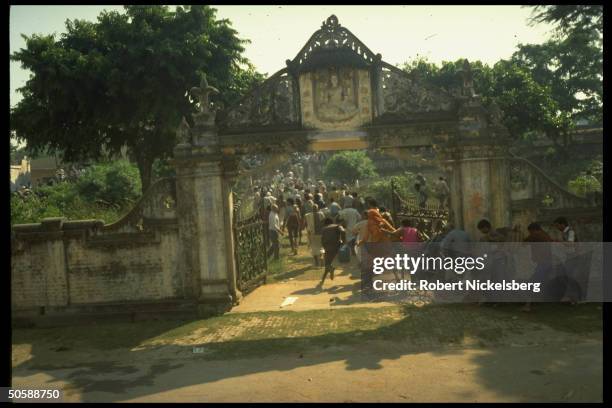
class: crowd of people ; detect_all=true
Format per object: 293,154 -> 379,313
251,167 -> 454,288
251,167 -> 583,307
243,154 -> 586,309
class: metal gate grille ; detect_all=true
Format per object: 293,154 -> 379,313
233,197 -> 268,294
390,180 -> 449,240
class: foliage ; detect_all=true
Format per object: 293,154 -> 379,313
566,160 -> 603,197
487,60 -> 569,143
567,175 -> 601,197
10,160 -> 141,225
401,58 -> 567,144
532,155 -> 603,187
152,158 -> 176,181
400,6 -> 602,150
10,5 -> 265,191
516,6 -> 603,126
323,151 -> 378,184
511,30 -> 602,127
11,189 -> 126,225
361,172 -> 417,209
527,5 -> 602,37
75,160 -> 142,205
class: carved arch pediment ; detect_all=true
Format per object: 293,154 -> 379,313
217,15 -> 468,133
287,15 -> 380,73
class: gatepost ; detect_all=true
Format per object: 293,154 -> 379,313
172,75 -> 242,316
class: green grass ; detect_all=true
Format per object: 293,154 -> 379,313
13,303 -> 602,362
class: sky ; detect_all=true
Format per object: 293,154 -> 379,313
9,5 -> 554,108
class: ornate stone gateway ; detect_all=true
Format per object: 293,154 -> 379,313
170,15 -> 599,313
10,16 -> 600,323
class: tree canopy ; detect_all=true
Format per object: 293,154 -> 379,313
323,151 -> 378,185
515,5 -> 603,125
527,5 -> 602,38
11,5 -> 265,190
399,6 -> 602,152
401,58 -> 565,143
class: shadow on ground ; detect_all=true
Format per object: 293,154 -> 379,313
12,301 -> 603,402
11,238 -> 603,401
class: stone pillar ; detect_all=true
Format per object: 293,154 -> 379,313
440,96 -> 512,239
173,146 -> 242,314
171,74 -> 241,315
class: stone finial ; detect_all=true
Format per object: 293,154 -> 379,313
322,15 -> 340,31
488,100 -> 504,124
457,59 -> 480,98
176,116 -> 192,145
191,74 -> 220,127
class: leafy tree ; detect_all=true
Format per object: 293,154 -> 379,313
75,160 -> 141,206
400,6 -> 602,152
152,158 -> 176,181
10,5 -> 265,191
515,6 -> 603,126
323,151 -> 378,185
528,5 -> 602,37
486,60 -> 569,144
567,172 -> 602,197
11,160 -> 142,225
401,58 -> 564,143
511,33 -> 602,128
361,172 -> 417,210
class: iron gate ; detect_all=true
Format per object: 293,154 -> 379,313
390,180 -> 449,240
233,195 -> 268,294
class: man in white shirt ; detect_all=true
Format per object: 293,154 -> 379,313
342,192 -> 354,209
267,205 -> 283,260
305,204 -> 326,266
351,210 -> 369,262
554,217 -> 577,242
338,204 -> 361,255
435,176 -> 450,209
263,191 -> 276,209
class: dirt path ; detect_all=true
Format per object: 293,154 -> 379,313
235,242 -> 405,312
12,340 -> 602,402
11,241 -> 603,402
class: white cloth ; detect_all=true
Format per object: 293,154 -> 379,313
269,211 -> 281,232
305,211 -> 324,235
338,207 -> 361,241
563,226 -> 576,242
352,219 -> 368,241
342,194 -> 354,209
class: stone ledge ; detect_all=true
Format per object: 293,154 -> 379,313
13,219 -> 106,241
12,299 -> 200,328
85,231 -> 160,247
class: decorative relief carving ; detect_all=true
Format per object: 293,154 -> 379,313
510,161 -> 530,191
176,116 -> 192,145
379,64 -> 454,118
219,70 -> 298,131
487,101 -> 504,125
292,15 -> 377,67
457,59 -> 479,98
314,67 -> 359,121
300,67 -> 372,130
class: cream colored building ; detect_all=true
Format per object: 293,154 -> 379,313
10,158 -> 31,192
